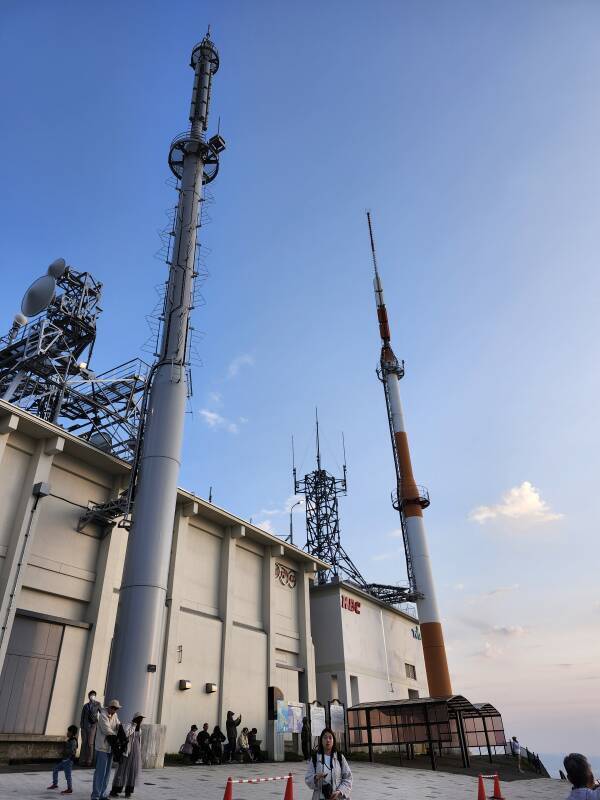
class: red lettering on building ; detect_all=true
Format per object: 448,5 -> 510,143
341,594 -> 361,614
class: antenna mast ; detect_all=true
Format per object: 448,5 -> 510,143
367,211 -> 452,698
106,31 -> 226,722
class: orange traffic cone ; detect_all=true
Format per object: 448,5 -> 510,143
477,775 -> 486,800
492,774 -> 504,800
223,777 -> 234,800
283,773 -> 294,800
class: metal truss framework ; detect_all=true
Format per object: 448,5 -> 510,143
0,266 -> 148,463
294,420 -> 412,606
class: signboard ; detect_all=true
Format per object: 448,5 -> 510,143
310,705 -> 326,738
341,595 -> 361,614
329,703 -> 345,733
276,700 -> 305,734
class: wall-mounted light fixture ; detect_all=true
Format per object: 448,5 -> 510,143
179,680 -> 191,691
205,682 -> 217,694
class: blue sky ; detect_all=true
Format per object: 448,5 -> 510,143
2,0 -> 600,759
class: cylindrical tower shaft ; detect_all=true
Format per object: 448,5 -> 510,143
368,212 -> 452,698
106,33 -> 223,722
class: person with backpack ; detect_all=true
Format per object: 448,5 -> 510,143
305,727 -> 352,800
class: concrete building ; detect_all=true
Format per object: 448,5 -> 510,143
0,399 -> 326,763
310,581 -> 428,709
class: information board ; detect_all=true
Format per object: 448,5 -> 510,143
329,703 -> 345,733
276,700 -> 305,734
310,705 -> 326,738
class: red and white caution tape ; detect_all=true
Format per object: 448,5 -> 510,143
227,775 -> 291,785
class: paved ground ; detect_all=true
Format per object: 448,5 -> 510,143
0,761 -> 567,799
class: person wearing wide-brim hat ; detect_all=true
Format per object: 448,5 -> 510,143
92,700 -> 122,800
110,712 -> 145,798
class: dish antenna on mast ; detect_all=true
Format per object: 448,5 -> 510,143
20,258 -> 67,318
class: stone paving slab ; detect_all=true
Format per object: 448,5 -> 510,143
0,761 -> 567,799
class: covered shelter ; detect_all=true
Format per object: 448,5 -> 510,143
347,695 -> 506,771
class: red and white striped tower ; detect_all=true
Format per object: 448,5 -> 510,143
367,212 -> 452,698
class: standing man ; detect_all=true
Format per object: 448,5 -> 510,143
511,736 -> 523,773
80,690 -> 101,767
225,711 -> 241,763
92,700 -> 121,800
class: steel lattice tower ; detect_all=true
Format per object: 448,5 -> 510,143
294,416 -> 411,604
293,416 -> 361,585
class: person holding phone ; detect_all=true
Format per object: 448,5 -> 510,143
305,727 -> 352,800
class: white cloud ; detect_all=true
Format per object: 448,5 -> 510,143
227,354 -> 254,379
255,519 -> 275,534
388,528 -> 404,539
478,641 -> 504,659
208,391 -> 222,405
199,409 -> 239,434
492,625 -> 527,637
469,481 -> 562,525
485,584 -> 520,596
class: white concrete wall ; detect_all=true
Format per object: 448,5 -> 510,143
162,610 -> 223,752
311,584 -> 428,708
0,438 -> 32,557
0,409 -> 322,760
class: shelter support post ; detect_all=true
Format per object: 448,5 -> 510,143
366,709 -> 373,763
424,703 -> 436,771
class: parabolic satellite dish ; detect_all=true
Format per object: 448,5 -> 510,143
47,258 -> 67,279
21,275 -> 56,317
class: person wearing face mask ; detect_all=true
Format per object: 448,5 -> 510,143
80,690 -> 101,767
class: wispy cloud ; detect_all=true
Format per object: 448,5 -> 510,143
255,519 -> 276,534
388,528 -> 404,539
460,617 -> 528,638
484,584 -> 520,596
227,354 -> 254,379
492,625 -> 527,637
208,391 -> 222,406
469,481 -> 562,525
478,641 -> 504,659
199,409 -> 239,434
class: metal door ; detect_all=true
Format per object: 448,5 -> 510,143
0,615 -> 64,733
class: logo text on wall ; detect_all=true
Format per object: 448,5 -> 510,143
411,626 -> 421,640
341,595 -> 361,614
275,563 -> 297,588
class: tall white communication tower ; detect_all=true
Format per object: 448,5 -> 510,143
106,31 -> 225,724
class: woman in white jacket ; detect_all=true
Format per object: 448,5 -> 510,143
305,728 -> 352,800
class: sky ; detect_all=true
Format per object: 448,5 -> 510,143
1,0 -> 600,761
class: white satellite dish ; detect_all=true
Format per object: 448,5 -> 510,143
21,274 -> 56,317
89,431 -> 113,452
47,258 -> 67,279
